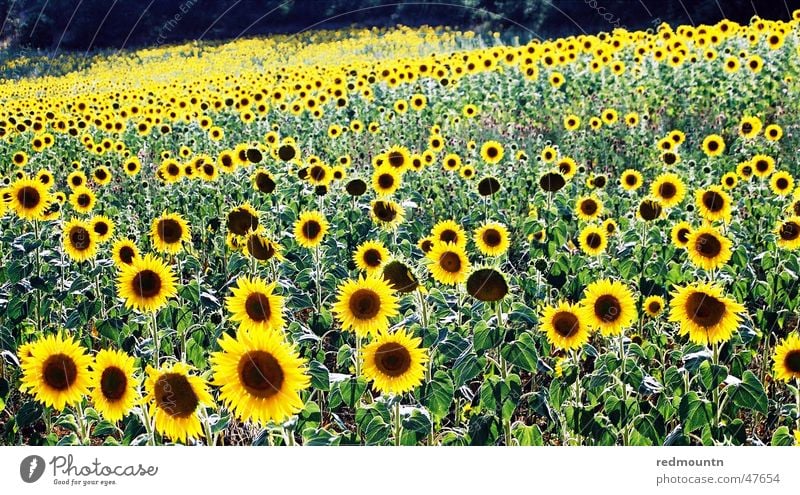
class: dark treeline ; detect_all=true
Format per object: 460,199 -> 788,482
0,0 -> 796,51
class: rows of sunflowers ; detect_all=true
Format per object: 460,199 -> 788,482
2,16 -> 800,446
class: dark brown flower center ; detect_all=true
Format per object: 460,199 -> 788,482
702,191 -> 725,212
552,311 -> 580,337
374,342 -> 411,377
363,248 -> 382,267
639,199 -> 662,220
77,193 -> 91,208
118,246 -> 135,264
378,173 -> 395,189
784,350 -> 800,373
43,354 -> 78,391
349,289 -> 381,319
244,292 -> 271,322
278,145 -> 296,161
309,165 -> 326,181
755,160 -> 769,172
131,269 -> 162,298
439,252 -> 462,273
439,229 -> 458,244
100,366 -> 128,401
238,351 -> 284,398
246,236 -> 275,261
780,222 -> 800,241
482,229 -> 502,247
228,208 -> 258,236
388,151 -> 405,168
625,174 -> 637,186
685,292 -> 725,327
466,269 -> 508,301
382,261 -> 418,293
486,147 -> 498,158
93,221 -> 109,236
694,233 -> 722,258
154,373 -> 199,418
302,220 -> 321,240
478,177 -> 501,196
707,140 -> 719,151
658,181 -> 677,199
373,202 -> 397,222
594,295 -> 621,322
677,228 -> 690,244
18,186 -> 41,209
69,226 -> 91,250
540,172 -> 565,193
580,199 -> 598,216
157,219 -> 183,244
585,232 -> 603,249
648,301 -> 662,313
776,178 -> 789,190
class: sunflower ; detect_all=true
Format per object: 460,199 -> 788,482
144,362 -> 214,444
90,349 -> 137,423
770,171 -> 794,196
668,282 -> 744,346
382,259 -> 421,293
93,166 -> 112,186
431,219 -> 467,247
211,330 -> 310,425
578,225 -> 607,256
670,221 -> 693,248
575,195 -> 603,221
480,140 -> 504,164
293,210 -> 329,248
556,157 -> 577,179
540,301 -> 590,351
474,222 -> 510,256
751,154 -> 775,178
650,173 -> 686,208
695,186 -> 732,223
252,168 -> 276,194
90,215 -> 115,243
8,177 -> 51,219
63,218 -> 98,262
123,157 -> 141,176
362,328 -> 429,395
227,203 -> 259,236
765,124 -> 783,142
620,169 -> 643,191
773,334 -> 800,382
36,169 -> 55,188
685,225 -> 732,271
112,238 -> 140,267
19,333 -> 92,411
643,295 -> 665,317
69,186 -> 96,214
68,171 -> 87,189
385,145 -> 411,172
580,279 -> 637,336
116,254 -> 177,313
442,153 -> 462,172
244,231 -> 282,262
426,241 -> 471,285
603,219 -> 618,236
226,275 -> 285,333
151,212 -> 191,254
738,116 -> 762,139
333,275 -> 399,337
354,240 -> 390,274
776,217 -> 800,250
372,166 -> 401,196
721,172 -> 738,189
701,134 -> 725,157
539,172 -> 566,193
370,199 -> 405,230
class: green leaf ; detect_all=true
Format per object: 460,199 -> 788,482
473,320 -> 503,352
678,391 -> 714,433
500,332 -> 539,372
513,423 -> 544,446
308,360 -> 330,391
401,406 -> 432,434
726,370 -> 768,414
16,401 -> 43,428
771,426 -> 795,446
421,370 -> 454,419
698,361 -> 728,391
453,350 -> 482,387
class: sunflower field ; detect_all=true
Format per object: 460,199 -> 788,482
2,14 -> 800,447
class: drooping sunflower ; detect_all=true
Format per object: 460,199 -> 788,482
69,186 -> 96,214
90,349 -> 137,423
211,330 -> 310,425
243,231 -> 282,263
252,168 -> 276,194
151,212 -> 191,254
112,238 -> 140,267
370,199 -> 405,230
372,166 -> 401,196
540,301 -> 590,351
90,215 -> 115,243
8,177 -> 51,220
575,195 -> 603,221
431,219 -> 467,248
695,186 -> 732,223
770,170 -> 794,196
227,202 -> 259,236
116,253 -> 177,313
578,225 -> 607,256
620,169 -> 643,191
668,282 -> 745,345
701,134 -> 725,157
293,210 -> 329,248
333,275 -> 399,337
479,140 -> 504,164
685,225 -> 732,271
466,268 -> 509,301
776,217 -> 800,250
63,218 -> 98,262
226,276 -> 285,334
650,173 -> 686,208
580,279 -> 637,336
643,295 -> 665,317
354,240 -> 390,274
670,221 -> 693,248
362,327 -> 429,395
144,362 -> 214,444
19,333 -> 92,411
474,222 -> 510,256
382,259 -> 421,293
772,333 -> 800,382
426,241 -> 471,285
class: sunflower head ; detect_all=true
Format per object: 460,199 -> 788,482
354,240 -> 390,275
294,210 -> 329,248
90,349 -> 138,423
578,225 -> 607,256
643,295 -> 665,317
9,177 -> 51,220
333,275 -> 399,337
466,268 -> 509,301
541,301 -> 590,351
777,217 -> 800,250
580,279 -> 637,336
144,362 -> 214,444
227,203 -> 259,236
772,334 -> 800,382
63,217 -> 98,262
426,241 -> 471,285
226,276 -> 285,334
668,282 -> 745,345
685,225 -> 732,271
362,328 -> 429,395
20,333 -> 92,411
117,253 -> 177,313
474,222 -> 510,256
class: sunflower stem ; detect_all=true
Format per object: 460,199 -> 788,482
795,379 -> 800,431
354,334 -> 362,378
571,349 -> 582,446
150,311 -> 160,366
393,400 -> 402,446
712,341 -> 721,440
75,400 -> 88,445
313,244 -> 322,325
